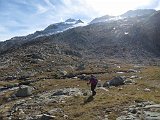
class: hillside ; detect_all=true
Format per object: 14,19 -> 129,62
0,9 -> 160,120
1,10 -> 160,64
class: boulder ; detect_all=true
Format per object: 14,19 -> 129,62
78,74 -> 90,80
104,76 -> 125,87
66,88 -> 83,96
18,76 -> 30,81
19,80 -> 34,86
103,81 -> 109,87
5,76 -> 17,81
15,85 -> 33,97
59,70 -> 67,76
144,88 -> 151,92
124,79 -> 135,84
48,108 -> 63,115
41,114 -> 55,120
64,73 -> 76,78
128,108 -> 137,114
97,81 -> 102,87
128,69 -> 138,73
130,75 -> 138,79
52,90 -> 67,96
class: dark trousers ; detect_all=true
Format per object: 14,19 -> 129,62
91,84 -> 96,96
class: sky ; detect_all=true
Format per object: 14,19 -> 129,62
0,0 -> 160,41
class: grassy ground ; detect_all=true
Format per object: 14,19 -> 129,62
0,63 -> 160,119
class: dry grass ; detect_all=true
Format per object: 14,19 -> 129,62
0,63 -> 160,119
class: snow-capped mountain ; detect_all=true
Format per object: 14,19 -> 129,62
121,9 -> 156,18
90,15 -> 115,24
29,18 -> 85,39
37,18 -> 84,37
9,18 -> 85,41
0,19 -> 85,53
90,9 -> 156,24
0,9 -> 160,62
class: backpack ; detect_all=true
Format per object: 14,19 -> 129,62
91,78 -> 98,85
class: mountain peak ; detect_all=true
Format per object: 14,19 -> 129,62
75,19 -> 84,24
65,18 -> 76,22
121,9 -> 156,18
90,15 -> 115,24
65,18 -> 83,24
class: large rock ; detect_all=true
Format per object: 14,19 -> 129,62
78,74 -> 90,80
97,81 -> 102,87
5,76 -> 17,81
59,70 -> 67,76
103,81 -> 109,87
124,79 -> 136,84
41,114 -> 55,120
18,75 -> 30,81
52,90 -> 67,96
15,85 -> 33,97
104,76 -> 125,87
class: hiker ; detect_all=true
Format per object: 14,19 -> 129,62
87,75 -> 98,96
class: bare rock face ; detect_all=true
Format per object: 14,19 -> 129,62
15,85 -> 33,97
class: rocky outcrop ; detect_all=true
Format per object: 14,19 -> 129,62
15,85 -> 33,97
0,87 -> 85,119
40,114 -> 56,120
117,101 -> 160,120
103,76 -> 125,87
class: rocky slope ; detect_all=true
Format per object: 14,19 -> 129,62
0,9 -> 160,61
0,64 -> 160,120
0,18 -> 84,54
0,9 -> 160,119
0,9 -> 160,80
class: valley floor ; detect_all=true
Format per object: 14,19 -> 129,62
0,63 -> 160,120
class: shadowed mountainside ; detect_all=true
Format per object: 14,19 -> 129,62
0,9 -> 160,65
0,9 -> 160,120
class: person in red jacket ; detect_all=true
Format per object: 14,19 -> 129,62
87,75 -> 98,96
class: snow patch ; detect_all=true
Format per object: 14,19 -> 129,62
33,22 -> 87,40
125,32 -> 129,35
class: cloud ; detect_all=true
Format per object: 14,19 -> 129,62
44,0 -> 55,8
153,0 -> 160,10
0,0 -> 160,41
135,0 -> 160,9
35,4 -> 49,14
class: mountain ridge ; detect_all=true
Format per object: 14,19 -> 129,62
0,9 -> 160,64
0,18 -> 85,54
0,9 -> 160,120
